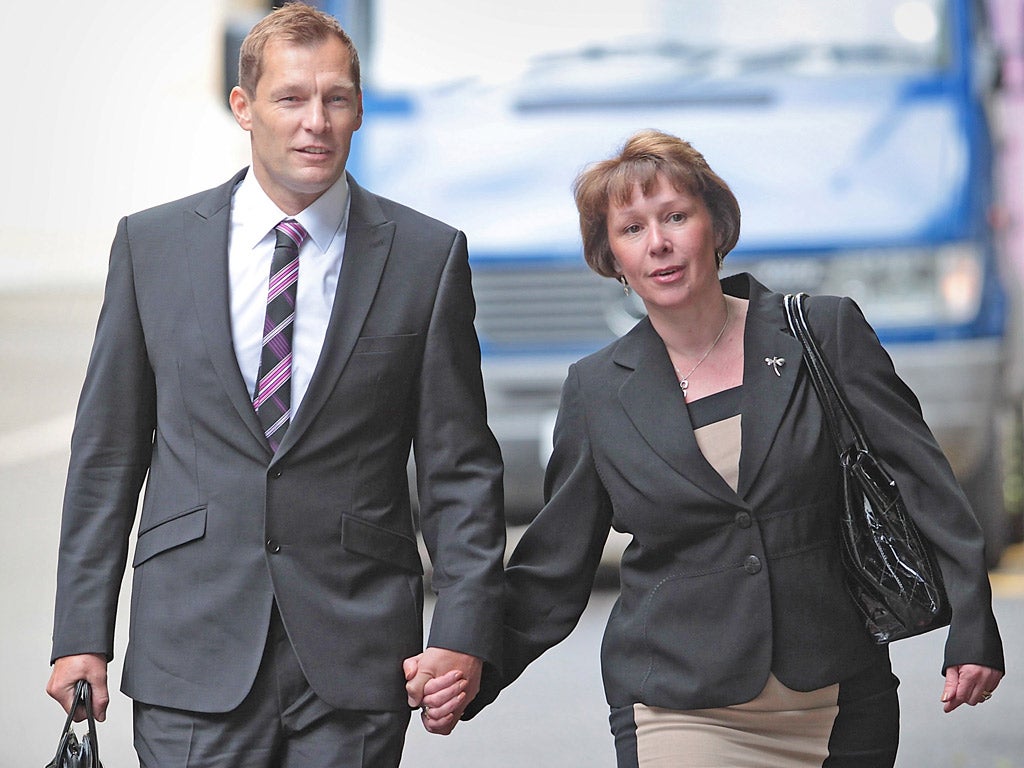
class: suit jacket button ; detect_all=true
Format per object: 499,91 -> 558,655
735,511 -> 752,529
266,539 -> 281,554
744,555 -> 762,574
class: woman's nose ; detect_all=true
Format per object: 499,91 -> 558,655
647,224 -> 671,254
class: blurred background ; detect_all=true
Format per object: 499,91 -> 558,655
3,0 -> 1023,765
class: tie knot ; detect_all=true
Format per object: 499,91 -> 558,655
275,219 -> 308,250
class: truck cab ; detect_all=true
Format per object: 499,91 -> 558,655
230,0 -> 1020,563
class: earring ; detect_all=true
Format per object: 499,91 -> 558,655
715,250 -> 724,270
617,275 -> 630,296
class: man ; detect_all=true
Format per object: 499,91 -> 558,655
46,4 -> 505,765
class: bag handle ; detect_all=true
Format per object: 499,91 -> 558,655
783,292 -> 870,456
49,680 -> 100,766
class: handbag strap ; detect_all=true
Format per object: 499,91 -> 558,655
51,680 -> 100,765
783,292 -> 870,456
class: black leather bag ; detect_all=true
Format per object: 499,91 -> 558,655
784,292 -> 951,643
45,680 -> 102,768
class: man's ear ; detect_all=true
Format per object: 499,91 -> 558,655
229,85 -> 253,131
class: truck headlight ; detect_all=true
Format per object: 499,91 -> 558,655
737,243 -> 984,327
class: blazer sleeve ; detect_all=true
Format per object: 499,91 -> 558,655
466,363 -> 614,717
812,295 -> 1004,673
51,216 -> 156,663
413,230 -> 507,669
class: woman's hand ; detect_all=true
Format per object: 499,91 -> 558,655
941,664 -> 1003,712
403,653 -> 473,734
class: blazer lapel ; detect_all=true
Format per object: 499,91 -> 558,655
277,175 -> 394,455
733,276 -> 805,497
184,169 -> 269,450
615,319 -> 740,506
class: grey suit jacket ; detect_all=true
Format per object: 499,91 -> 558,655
470,273 -> 1002,715
51,170 -> 506,713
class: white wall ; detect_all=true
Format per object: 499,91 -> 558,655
0,0 -> 251,289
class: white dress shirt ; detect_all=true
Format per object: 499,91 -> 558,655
228,172 -> 350,418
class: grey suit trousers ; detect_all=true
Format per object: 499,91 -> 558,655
133,606 -> 411,768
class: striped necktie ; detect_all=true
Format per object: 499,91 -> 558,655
253,219 -> 307,451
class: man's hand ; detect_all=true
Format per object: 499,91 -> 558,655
47,654 -> 109,722
404,647 -> 483,735
940,663 -> 1003,712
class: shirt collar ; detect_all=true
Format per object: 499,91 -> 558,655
234,170 -> 350,252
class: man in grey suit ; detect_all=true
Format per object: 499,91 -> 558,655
46,4 -> 505,765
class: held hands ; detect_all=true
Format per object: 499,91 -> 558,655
404,647 -> 482,735
941,664 -> 1003,713
46,653 -> 109,722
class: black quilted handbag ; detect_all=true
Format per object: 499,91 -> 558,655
45,680 -> 102,768
784,292 -> 951,643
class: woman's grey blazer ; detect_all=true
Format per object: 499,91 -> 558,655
475,273 -> 1003,714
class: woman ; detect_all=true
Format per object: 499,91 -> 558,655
412,130 -> 1005,766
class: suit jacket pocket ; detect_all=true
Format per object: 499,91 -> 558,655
352,333 -> 419,356
133,505 -> 207,566
341,514 -> 423,574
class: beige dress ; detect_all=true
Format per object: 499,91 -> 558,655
630,386 -> 840,768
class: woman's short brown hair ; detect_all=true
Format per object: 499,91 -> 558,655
573,129 -> 741,278
238,2 -> 361,96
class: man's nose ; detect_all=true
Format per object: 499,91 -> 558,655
304,101 -> 330,132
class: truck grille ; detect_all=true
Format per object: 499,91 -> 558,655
471,263 -> 619,350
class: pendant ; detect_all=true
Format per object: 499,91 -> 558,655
679,379 -> 689,398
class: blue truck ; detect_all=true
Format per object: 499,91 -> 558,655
228,0 -> 1020,564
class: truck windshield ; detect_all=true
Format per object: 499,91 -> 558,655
369,0 -> 950,90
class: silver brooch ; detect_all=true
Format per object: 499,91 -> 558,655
765,356 -> 785,376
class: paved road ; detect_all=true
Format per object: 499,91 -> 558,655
4,289 -> 1022,767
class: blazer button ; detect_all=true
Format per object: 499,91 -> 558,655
266,539 -> 281,554
744,555 -> 762,574
735,511 -> 752,529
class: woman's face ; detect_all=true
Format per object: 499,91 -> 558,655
606,174 -> 720,316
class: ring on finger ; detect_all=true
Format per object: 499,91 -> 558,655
981,691 -> 993,701
421,705 -> 431,716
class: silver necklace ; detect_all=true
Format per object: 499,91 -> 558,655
674,302 -> 730,400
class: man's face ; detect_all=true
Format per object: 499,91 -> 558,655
230,36 -> 362,214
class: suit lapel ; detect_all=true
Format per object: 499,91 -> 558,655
614,276 -> 806,505
277,176 -> 394,455
734,277 -> 804,497
184,169 -> 270,450
615,319 -> 740,505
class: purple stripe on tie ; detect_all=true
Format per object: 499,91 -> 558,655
265,411 -> 290,439
260,357 -> 292,396
253,355 -> 292,408
263,313 -> 296,345
267,332 -> 291,360
268,260 -> 299,301
277,219 -> 308,247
